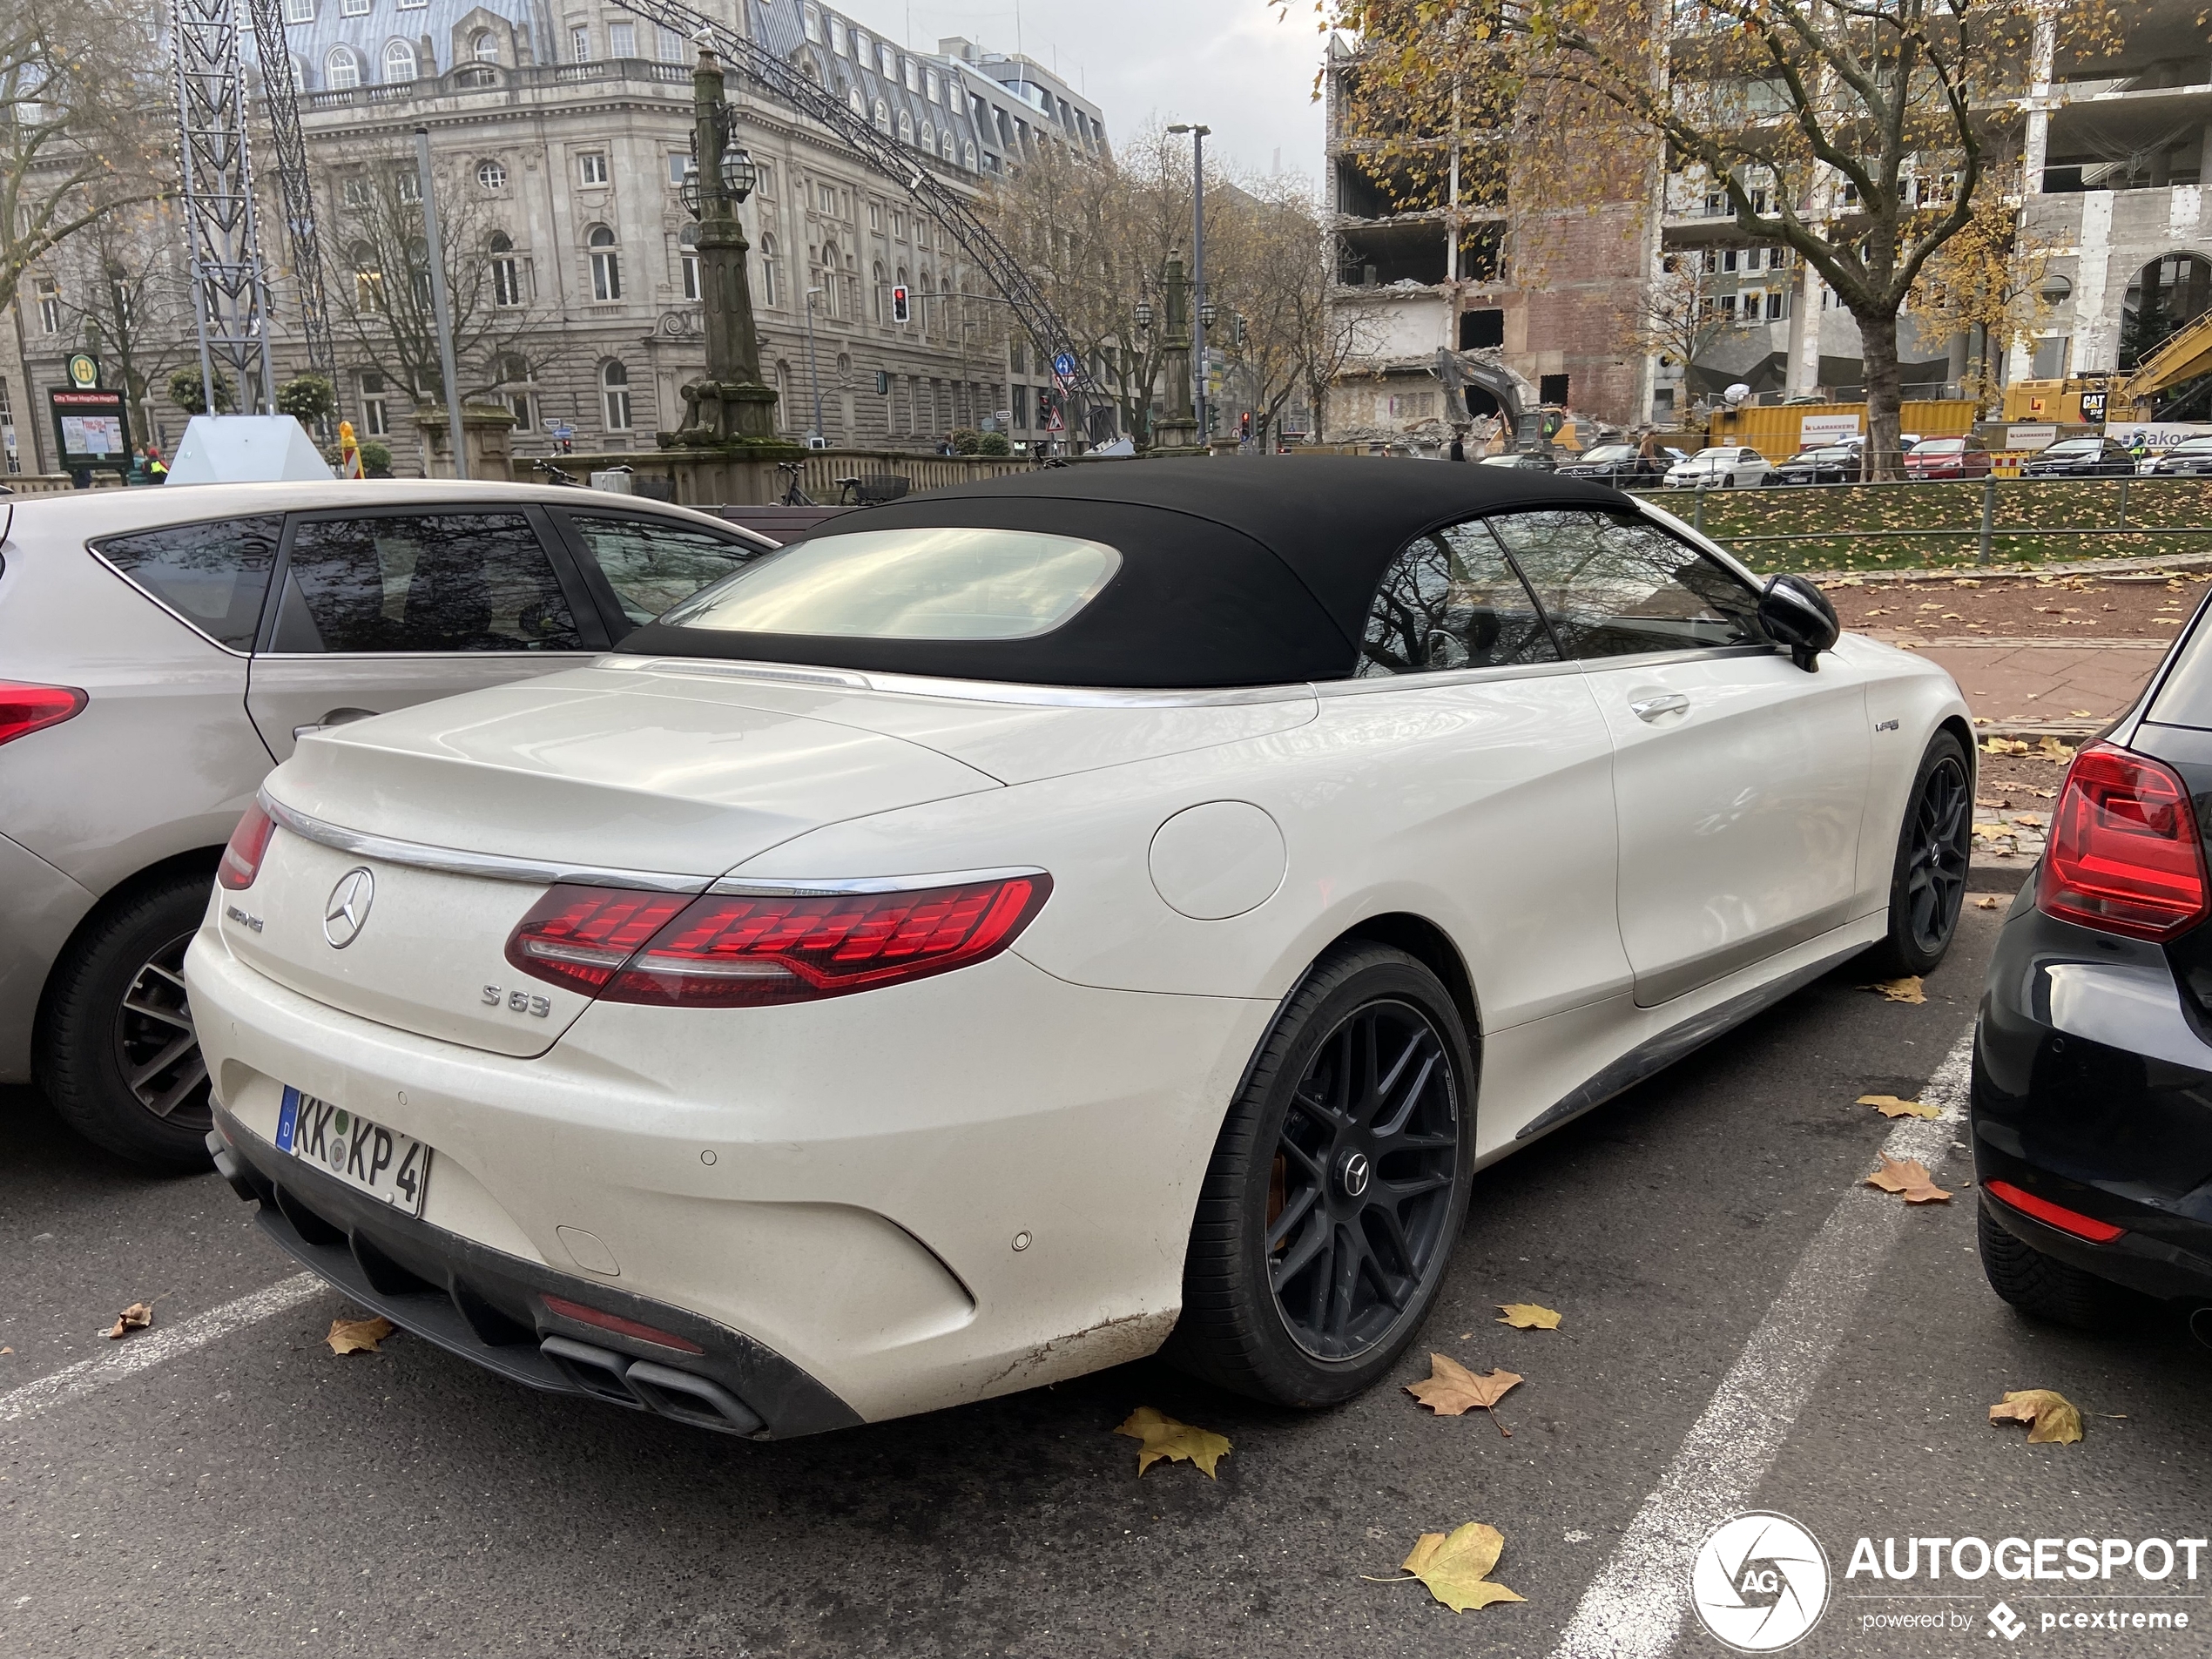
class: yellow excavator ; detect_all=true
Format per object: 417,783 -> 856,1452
2003,307 -> 2212,424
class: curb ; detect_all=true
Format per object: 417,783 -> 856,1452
1812,550 -> 2212,586
1969,856 -> 2033,894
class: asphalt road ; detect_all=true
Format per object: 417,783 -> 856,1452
6,900 -> 2210,1659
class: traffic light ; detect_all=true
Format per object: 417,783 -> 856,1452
891,284 -> 910,324
1239,411 -> 1251,440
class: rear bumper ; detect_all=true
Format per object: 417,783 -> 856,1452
1971,894 -> 2212,1304
209,1108 -> 860,1438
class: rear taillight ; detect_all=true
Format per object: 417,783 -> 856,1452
0,679 -> 87,747
218,803 -> 277,890
505,873 -> 1051,1008
2037,744 -> 2209,941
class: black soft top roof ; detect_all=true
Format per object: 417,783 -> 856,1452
617,455 -> 1633,688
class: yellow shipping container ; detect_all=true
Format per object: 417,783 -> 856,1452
1708,400 -> 1978,462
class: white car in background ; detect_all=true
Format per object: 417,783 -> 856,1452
0,482 -> 772,1167
190,456 -> 1974,1437
1664,445 -> 1773,489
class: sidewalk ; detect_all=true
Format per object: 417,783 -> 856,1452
1880,635 -> 2168,735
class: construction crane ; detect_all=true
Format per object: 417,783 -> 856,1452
169,0 -> 278,415
246,0 -> 338,412
612,0 -> 1105,407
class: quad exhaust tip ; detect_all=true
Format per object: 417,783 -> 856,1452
540,1334 -> 764,1435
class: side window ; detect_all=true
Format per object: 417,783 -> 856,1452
565,513 -> 771,631
1487,511 -> 1765,659
1356,519 -> 1558,677
93,516 -> 281,650
271,514 -> 581,653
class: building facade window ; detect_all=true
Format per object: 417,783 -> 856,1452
829,18 -> 846,54
847,85 -> 864,116
603,361 -> 632,428
579,152 -> 609,185
570,24 -> 590,62
920,120 -> 934,152
588,226 -> 621,300
802,5 -> 821,44
657,25 -> 683,61
381,39 -> 416,81
326,46 -> 360,88
680,225 -> 699,300
898,109 -> 913,145
395,168 -> 420,202
37,280 -> 61,334
759,233 -> 780,307
360,370 -> 388,435
489,232 -> 523,306
351,243 -> 383,310
339,0 -> 368,16
283,0 -> 314,22
871,260 -> 885,320
475,158 -> 505,190
472,30 -> 499,62
873,98 -> 891,133
609,21 -> 634,56
496,354 -> 534,428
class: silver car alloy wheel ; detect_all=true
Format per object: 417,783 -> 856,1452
113,929 -> 212,1130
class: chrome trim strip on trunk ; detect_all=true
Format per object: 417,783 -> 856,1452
604,653 -> 1318,709
257,793 -> 715,893
707,866 -> 1049,897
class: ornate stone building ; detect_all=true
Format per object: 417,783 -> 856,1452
6,0 -> 1112,472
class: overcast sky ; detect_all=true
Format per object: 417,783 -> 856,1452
866,2 -> 1331,180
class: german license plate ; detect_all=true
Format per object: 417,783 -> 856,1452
275,1086 -> 432,1217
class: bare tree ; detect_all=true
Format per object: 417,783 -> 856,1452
0,0 -> 166,317
1630,256 -> 1752,401
321,146 -> 567,411
44,203 -> 196,442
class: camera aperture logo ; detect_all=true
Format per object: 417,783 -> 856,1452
1691,1512 -> 1833,1652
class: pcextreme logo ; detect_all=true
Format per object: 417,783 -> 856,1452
1690,1512 -> 1833,1652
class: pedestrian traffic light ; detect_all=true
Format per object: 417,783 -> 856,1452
891,284 -> 910,324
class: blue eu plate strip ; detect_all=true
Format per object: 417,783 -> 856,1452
276,1085 -> 300,1152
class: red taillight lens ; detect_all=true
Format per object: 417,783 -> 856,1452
218,803 -> 277,890
1985,1178 -> 2125,1244
2037,744 -> 2209,941
504,874 -> 1052,1007
504,886 -> 694,993
0,679 -> 87,747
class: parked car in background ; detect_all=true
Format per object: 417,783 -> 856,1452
2146,435 -> 2212,477
1973,580 -> 2212,1338
1553,442 -> 1667,486
1664,446 -> 1772,489
1904,437 -> 1995,482
2020,437 -> 2138,478
0,482 -> 774,1168
190,456 -> 1972,1438
1763,446 -> 1864,486
1475,451 -> 1557,471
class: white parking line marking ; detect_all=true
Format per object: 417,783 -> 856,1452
0,1272 -> 325,1426
1550,1022 -> 1977,1659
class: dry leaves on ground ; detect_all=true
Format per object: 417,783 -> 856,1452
1864,976 -> 1927,1003
1990,1388 -> 2084,1445
105,1302 -> 153,1340
1496,1303 -> 1561,1330
1865,1154 -> 1952,1204
1379,1522 -> 1527,1612
1406,1354 -> 1521,1428
1115,1406 -> 1231,1479
1975,895 -> 2004,909
2037,738 -> 2078,765
326,1316 -> 397,1355
1985,738 -> 2032,756
1858,1094 -> 1941,1120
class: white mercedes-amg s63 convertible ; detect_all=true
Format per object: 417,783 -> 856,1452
188,456 -> 1973,1438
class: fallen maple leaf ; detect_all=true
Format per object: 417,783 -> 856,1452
1496,1303 -> 1561,1330
1115,1406 -> 1231,1478
105,1302 -> 153,1340
1864,976 -> 1927,1003
1399,1522 -> 1527,1611
1865,1153 -> 1952,1203
1407,1354 -> 1522,1419
1984,737 -> 2031,755
326,1316 -> 397,1355
1990,1388 -> 2084,1445
1974,895 -> 2003,909
1858,1094 -> 1940,1120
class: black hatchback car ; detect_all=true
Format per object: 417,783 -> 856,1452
1973,594 -> 2212,1334
2148,435 -> 2212,477
2018,436 -> 2138,477
1763,445 -> 1862,486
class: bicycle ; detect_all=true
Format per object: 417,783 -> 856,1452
777,460 -> 816,505
532,458 -> 580,487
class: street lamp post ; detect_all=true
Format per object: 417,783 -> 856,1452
670,47 -> 782,448
803,286 -> 827,444
1168,122 -> 1211,446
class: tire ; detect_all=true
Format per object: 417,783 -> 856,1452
1858,731 -> 1973,980
37,867 -> 219,1170
1166,943 -> 1475,1407
1978,1204 -> 2151,1332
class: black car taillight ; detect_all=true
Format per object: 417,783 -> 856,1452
506,874 -> 1052,1007
2037,744 -> 2209,941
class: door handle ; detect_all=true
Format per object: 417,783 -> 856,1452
1629,692 -> 1690,722
293,707 -> 381,741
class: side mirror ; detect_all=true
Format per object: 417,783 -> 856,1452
1759,574 -> 1839,671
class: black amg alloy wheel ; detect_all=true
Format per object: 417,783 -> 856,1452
1170,944 -> 1474,1406
1863,732 -> 1973,979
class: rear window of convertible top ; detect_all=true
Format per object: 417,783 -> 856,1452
658,525 -> 1122,642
